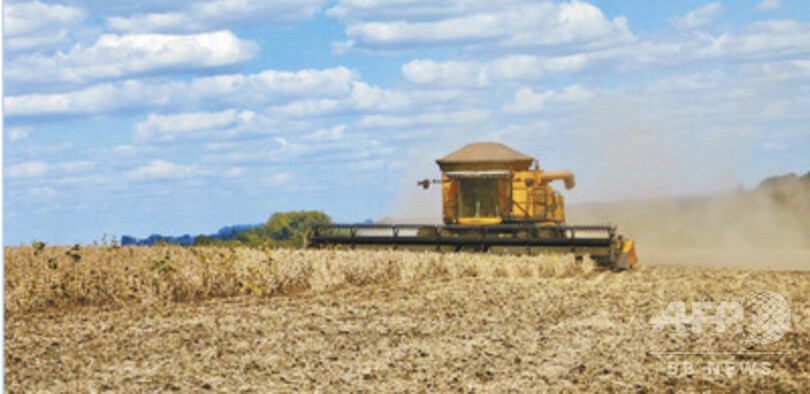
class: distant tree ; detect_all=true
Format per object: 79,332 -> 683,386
121,235 -> 137,246
216,223 -> 263,240
234,228 -> 264,246
177,234 -> 194,246
265,211 -> 332,243
120,211 -> 333,249
192,235 -> 217,246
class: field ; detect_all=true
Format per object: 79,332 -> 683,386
4,246 -> 810,391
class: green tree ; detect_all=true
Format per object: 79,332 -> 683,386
265,211 -> 332,244
217,210 -> 333,248
192,235 -> 218,246
234,228 -> 264,246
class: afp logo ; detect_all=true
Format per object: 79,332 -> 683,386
649,290 -> 791,345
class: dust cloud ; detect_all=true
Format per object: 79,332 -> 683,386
569,179 -> 810,271
566,98 -> 809,271
383,156 -> 443,224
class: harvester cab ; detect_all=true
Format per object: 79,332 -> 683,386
433,142 -> 573,227
307,142 -> 637,270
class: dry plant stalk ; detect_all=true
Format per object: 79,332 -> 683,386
4,246 -> 594,315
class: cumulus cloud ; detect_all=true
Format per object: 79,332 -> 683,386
127,159 -> 198,180
302,125 -> 347,142
423,20 -> 810,76
107,0 -> 327,33
327,0 -> 523,21
671,3 -> 725,30
60,161 -> 97,173
502,84 -> 595,114
404,18 -> 810,83
502,87 -> 554,114
401,54 -> 591,88
134,109 -> 256,142
714,20 -> 810,61
269,83 -> 404,117
741,60 -> 810,81
7,31 -> 257,89
5,67 -> 359,117
262,171 -> 294,186
624,20 -> 810,67
5,127 -> 34,142
267,81 -> 464,117
330,0 -> 634,52
5,161 -> 49,178
4,1 -> 85,52
223,166 -> 245,178
401,60 -> 488,88
757,0 -> 781,11
359,109 -> 490,128
29,187 -> 57,199
643,71 -> 726,94
4,159 -> 98,179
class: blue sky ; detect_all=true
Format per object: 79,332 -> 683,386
4,0 -> 810,245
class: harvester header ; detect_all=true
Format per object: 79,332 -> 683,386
308,142 -> 637,270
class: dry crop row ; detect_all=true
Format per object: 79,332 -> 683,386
4,246 -> 594,315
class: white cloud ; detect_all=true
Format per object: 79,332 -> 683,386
393,17 -> 810,83
502,87 -> 554,114
401,54 -> 591,88
488,120 -> 549,141
262,172 -> 294,186
741,60 -> 810,81
644,71 -> 726,93
223,167 -> 245,178
4,1 -> 85,52
127,159 -> 197,180
5,67 -> 359,117
60,161 -> 97,173
401,60 -> 488,88
186,67 -> 359,104
5,161 -> 49,178
502,84 -> 595,114
717,21 -> 810,61
111,145 -> 137,154
302,125 -> 347,141
487,55 -> 554,80
345,83 -> 416,111
762,96 -> 810,120
29,187 -> 56,199
270,98 -> 344,117
268,81 -> 461,117
4,159 -> 97,180
134,109 -> 255,142
107,0 -> 327,33
5,127 -> 34,142
359,109 -> 490,128
757,0 -> 781,11
205,142 -> 238,151
331,1 -> 634,52
671,3 -> 725,30
327,0 -> 522,21
7,31 -> 257,87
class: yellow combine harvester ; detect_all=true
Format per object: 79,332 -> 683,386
308,142 -> 637,270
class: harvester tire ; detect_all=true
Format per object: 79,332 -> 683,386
614,253 -> 630,271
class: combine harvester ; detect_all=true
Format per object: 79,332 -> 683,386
307,142 -> 637,270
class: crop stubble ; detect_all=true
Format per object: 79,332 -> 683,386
4,246 -> 809,391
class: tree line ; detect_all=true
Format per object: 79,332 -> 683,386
121,210 -> 332,248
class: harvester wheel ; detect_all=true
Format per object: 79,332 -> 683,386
614,253 -> 630,271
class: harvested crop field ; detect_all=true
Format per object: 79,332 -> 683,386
5,246 -> 810,391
